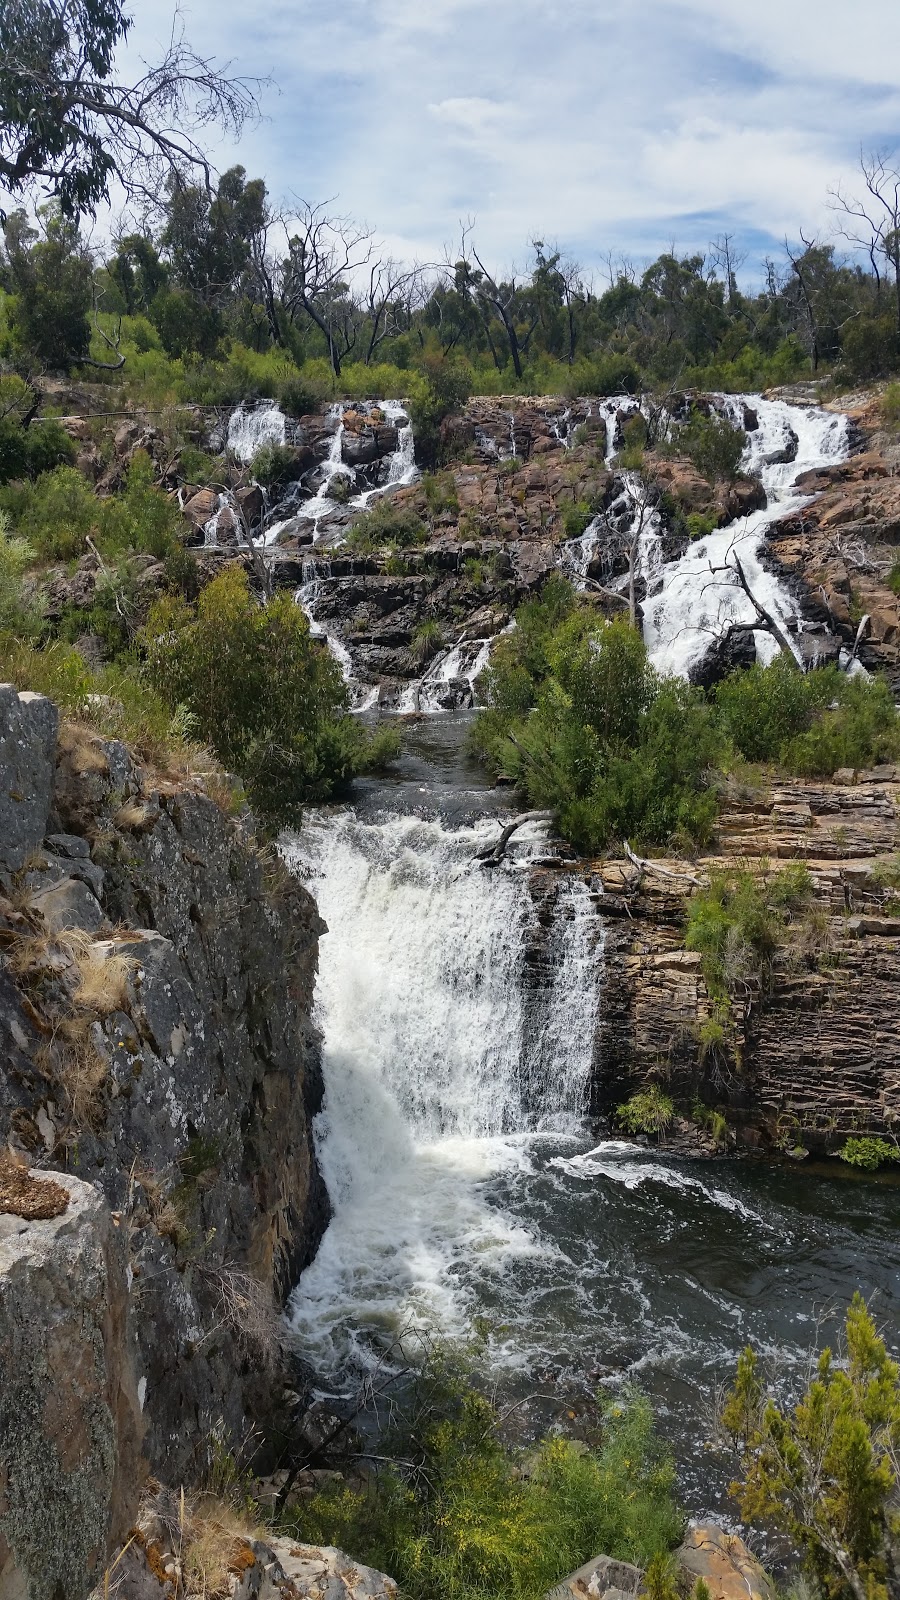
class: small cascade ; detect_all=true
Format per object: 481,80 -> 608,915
283,810 -> 604,1364
295,560 -> 378,712
226,399 -> 287,463
397,635 -> 493,714
641,397 -> 850,677
297,405 -> 354,539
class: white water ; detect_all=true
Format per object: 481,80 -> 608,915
284,811 -> 604,1368
227,399 -> 287,462
295,561 -> 379,712
397,635 -> 493,714
641,397 -> 849,676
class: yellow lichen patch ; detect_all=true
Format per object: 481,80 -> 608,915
0,1154 -> 69,1219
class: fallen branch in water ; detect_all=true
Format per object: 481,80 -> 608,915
476,810 -> 554,865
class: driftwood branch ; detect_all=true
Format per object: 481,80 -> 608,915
623,839 -> 701,886
476,811 -> 554,865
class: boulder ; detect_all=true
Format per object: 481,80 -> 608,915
676,1522 -> 774,1600
0,686 -> 59,877
182,488 -> 219,531
546,1553 -> 642,1600
0,1168 -> 144,1600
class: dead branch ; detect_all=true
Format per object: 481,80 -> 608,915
475,810 -> 555,865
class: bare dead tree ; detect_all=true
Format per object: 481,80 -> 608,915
0,3 -> 262,218
709,233 -> 747,304
278,200 -> 374,376
829,150 -> 900,337
363,258 -> 427,364
784,231 -> 823,369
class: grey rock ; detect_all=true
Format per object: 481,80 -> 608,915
28,875 -> 104,934
0,1171 -> 144,1600
234,1539 -> 398,1600
0,685 -> 59,877
546,1554 -> 643,1600
45,832 -> 91,861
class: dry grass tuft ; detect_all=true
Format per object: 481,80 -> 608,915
59,722 -> 111,775
73,942 -> 135,1015
50,1019 -> 110,1132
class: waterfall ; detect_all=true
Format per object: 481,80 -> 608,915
397,635 -> 493,714
227,399 -> 287,462
283,810 -> 604,1367
295,562 -> 378,711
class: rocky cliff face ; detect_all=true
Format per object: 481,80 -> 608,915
584,765 -> 900,1150
0,686 -> 327,1487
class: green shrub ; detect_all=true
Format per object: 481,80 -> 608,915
142,566 -> 395,822
346,497 -> 426,553
568,354 -> 641,397
674,410 -> 746,483
686,511 -> 718,540
616,1087 -> 675,1139
178,445 -> 221,485
422,471 -> 459,517
411,619 -> 444,662
882,381 -> 900,431
249,441 -> 304,489
14,464 -> 99,559
292,1352 -> 682,1600
714,659 -> 900,774
0,513 -> 43,635
561,500 -> 598,539
685,864 -> 812,1005
837,1136 -> 899,1171
277,372 -> 329,416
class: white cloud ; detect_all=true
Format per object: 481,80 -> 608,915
110,0 -> 900,279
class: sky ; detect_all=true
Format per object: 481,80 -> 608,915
120,0 -> 900,285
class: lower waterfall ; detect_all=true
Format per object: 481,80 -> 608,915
282,809 -> 603,1368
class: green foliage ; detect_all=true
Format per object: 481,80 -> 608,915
346,497 -> 427,553
837,1137 -> 900,1171
723,1294 -> 900,1600
10,452 -> 183,562
292,1355 -> 682,1600
0,632 -> 189,763
882,382 -> 900,430
616,1087 -> 675,1140
0,411 -> 76,484
714,658 -> 900,775
0,513 -> 43,635
686,511 -> 718,540
248,441 -> 303,489
177,445 -> 221,486
422,471 -> 459,518
411,619 -> 444,662
567,354 -> 641,397
685,864 -> 813,1005
473,588 -> 721,854
562,499 -> 599,539
408,356 -> 473,466
2,208 -> 93,369
673,410 -> 746,483
142,567 -> 394,823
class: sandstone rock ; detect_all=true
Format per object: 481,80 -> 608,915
676,1522 -> 773,1600
182,489 -> 219,530
0,1170 -> 144,1600
0,686 -> 59,877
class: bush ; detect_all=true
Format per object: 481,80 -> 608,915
142,567 -> 394,823
882,382 -> 900,430
723,1294 -> 900,1600
474,596 -> 721,855
248,441 -> 304,489
568,354 -> 641,397
346,497 -> 427,552
12,452 -> 185,563
837,1136 -> 900,1171
674,410 -> 746,483
617,1086 -> 675,1140
685,864 -> 812,1005
714,659 -> 900,775
292,1348 -> 682,1600
0,513 -> 43,635
561,499 -> 599,539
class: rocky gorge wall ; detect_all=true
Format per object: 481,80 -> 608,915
0,683 -> 329,1591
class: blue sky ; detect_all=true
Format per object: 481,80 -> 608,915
122,0 -> 900,284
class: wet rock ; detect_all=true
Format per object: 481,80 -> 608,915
0,1170 -> 144,1600
182,488 -> 219,531
688,626 -> 757,689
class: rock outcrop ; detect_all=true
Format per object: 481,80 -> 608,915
587,767 -> 900,1148
0,687 -> 327,1488
0,1169 -> 143,1600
